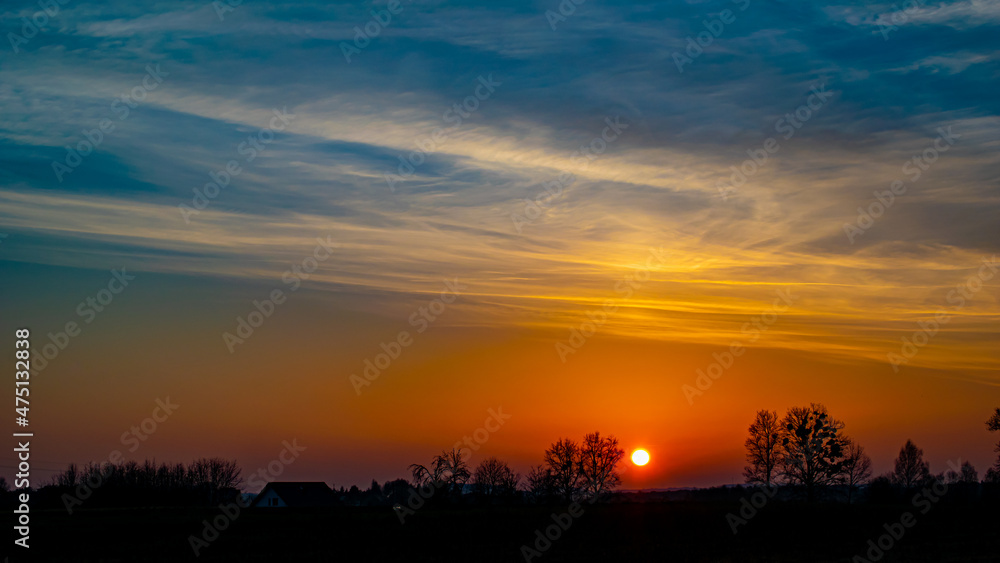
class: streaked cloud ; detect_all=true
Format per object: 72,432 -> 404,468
1,0 -> 997,383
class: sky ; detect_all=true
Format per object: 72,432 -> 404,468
0,0 -> 998,491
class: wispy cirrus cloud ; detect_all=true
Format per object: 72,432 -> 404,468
1,0 -> 997,379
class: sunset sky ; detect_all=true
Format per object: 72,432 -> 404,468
1,0 -> 998,491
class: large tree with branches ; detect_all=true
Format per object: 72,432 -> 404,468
779,403 -> 847,501
543,438 -> 582,502
891,439 -> 931,489
744,410 -> 783,487
841,440 -> 872,504
472,457 -> 519,498
578,432 -> 625,499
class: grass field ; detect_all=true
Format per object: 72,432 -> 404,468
25,498 -> 1000,562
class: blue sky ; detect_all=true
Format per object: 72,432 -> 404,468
1,0 -> 998,487
3,0 -> 998,361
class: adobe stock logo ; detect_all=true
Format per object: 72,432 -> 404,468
52,64 -> 168,182
340,1 -> 412,63
179,107 -> 296,224
32,268 -> 137,376
718,85 -> 832,201
672,0 -> 751,73
852,462 -> 961,563
555,246 -> 666,362
545,0 -> 587,31
887,254 -> 996,372
519,494 -> 600,561
843,126 -> 959,244
351,279 -> 467,395
223,236 -> 338,353
7,0 -> 73,54
683,288 -> 797,405
383,76 -> 501,192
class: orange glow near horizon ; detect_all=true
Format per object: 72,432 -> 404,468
1,0 -> 998,502
4,262 -> 999,492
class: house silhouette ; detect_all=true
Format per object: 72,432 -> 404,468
251,482 -> 337,508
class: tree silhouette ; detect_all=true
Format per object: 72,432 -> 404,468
408,448 -> 470,498
526,465 -> 555,502
841,440 -> 872,504
408,462 -> 434,487
57,463 -> 79,488
988,408 -> 1000,479
962,461 -> 979,484
49,458 -> 242,507
779,403 -> 847,501
543,438 -> 582,502
946,461 -> 978,484
744,409 -> 783,487
472,457 -> 520,498
367,479 -> 385,504
578,432 -> 625,498
435,449 -> 471,496
891,439 -> 930,489
988,407 -> 1000,434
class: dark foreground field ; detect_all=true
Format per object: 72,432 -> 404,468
21,500 -> 1000,562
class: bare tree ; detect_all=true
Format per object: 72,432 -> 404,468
841,440 -> 872,504
578,432 -> 625,498
188,458 -> 210,487
473,457 -> 501,496
170,463 -> 187,489
50,458 -> 243,506
779,403 -> 847,501
543,438 -> 581,502
499,464 -> 520,495
744,410 -> 783,487
891,440 -> 930,489
205,457 -> 243,490
946,461 -> 978,484
409,448 -> 470,497
187,457 -> 243,503
473,457 -> 519,498
57,463 -> 79,488
408,462 -> 434,487
525,465 -> 554,502
434,449 -> 470,496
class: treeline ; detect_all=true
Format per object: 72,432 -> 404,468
1,458 -> 243,510
6,406 -> 997,511
2,432 -> 628,511
342,431 -> 627,509
742,404 -> 1000,502
525,432 -> 626,502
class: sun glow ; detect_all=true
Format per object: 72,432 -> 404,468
631,449 -> 650,466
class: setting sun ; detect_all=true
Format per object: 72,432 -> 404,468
631,449 -> 650,466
